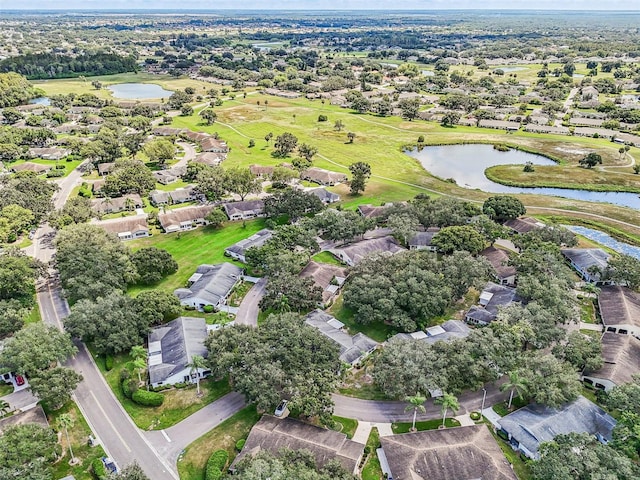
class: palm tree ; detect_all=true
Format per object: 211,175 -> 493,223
188,355 -> 206,396
435,392 -> 459,429
404,393 -> 426,432
0,400 -> 10,417
57,413 -> 76,463
130,346 -> 147,385
501,370 -> 529,410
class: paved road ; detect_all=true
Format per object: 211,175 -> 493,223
174,140 -> 196,169
332,379 -> 508,423
234,278 -> 267,326
37,277 -> 178,479
145,392 -> 246,466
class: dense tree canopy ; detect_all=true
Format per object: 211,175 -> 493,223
431,225 -> 486,254
103,159 -> 156,197
0,72 -> 43,107
482,195 -> 526,223
206,313 -> 341,420
0,172 -> 57,223
264,188 -> 324,222
344,250 -> 490,331
130,247 -> 178,285
0,423 -> 59,480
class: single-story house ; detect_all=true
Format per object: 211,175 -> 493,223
524,124 -> 570,135
300,167 -> 348,186
478,119 -> 520,131
497,395 -> 616,460
305,310 -> 378,366
91,179 -> 105,194
329,236 -> 405,267
174,263 -> 243,311
465,282 -> 519,326
379,425 -> 517,480
158,205 -> 215,233
97,162 -> 115,176
581,86 -> 600,101
408,228 -> 440,251
91,214 -> 150,241
582,332 -> 640,391
91,194 -> 143,215
181,130 -> 211,143
148,317 -> 210,388
193,152 -> 226,167
249,165 -> 275,177
570,117 -> 605,127
598,285 -> 640,336
150,186 -> 197,206
230,415 -> 363,474
389,319 -> 471,345
561,248 -> 611,284
299,261 -> 348,305
153,167 -> 186,185
10,162 -> 52,173
152,127 -> 185,136
225,229 -> 273,263
200,137 -> 229,153
0,405 -> 48,434
480,246 -> 517,286
222,200 -> 265,221
503,217 -> 545,234
27,147 -> 71,160
308,187 -> 340,204
356,203 -> 397,219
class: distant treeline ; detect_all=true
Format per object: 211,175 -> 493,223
0,52 -> 138,80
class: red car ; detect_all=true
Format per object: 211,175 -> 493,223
14,375 -> 24,386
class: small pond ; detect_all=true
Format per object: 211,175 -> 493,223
565,226 -> 640,260
406,144 -> 640,209
107,83 -> 173,100
29,97 -> 50,106
497,66 -> 527,72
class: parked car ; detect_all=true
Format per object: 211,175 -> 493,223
14,375 -> 24,386
28,229 -> 36,240
102,457 -> 118,474
274,400 -> 288,417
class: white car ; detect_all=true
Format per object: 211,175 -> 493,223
274,400 -> 288,417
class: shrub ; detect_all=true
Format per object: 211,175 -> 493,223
46,169 -> 65,177
470,411 -> 482,421
235,439 -> 246,451
318,114 -> 328,122
132,389 -> 164,407
121,378 -> 138,399
417,135 -> 424,143
203,305 -> 214,313
55,164 -> 66,170
105,354 -> 114,371
119,368 -> 131,382
92,458 -> 107,480
205,449 -> 229,480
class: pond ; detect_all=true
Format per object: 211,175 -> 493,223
107,83 -> 173,100
565,225 -> 640,260
29,97 -> 50,106
406,144 -> 640,209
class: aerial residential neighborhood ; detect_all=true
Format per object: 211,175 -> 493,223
1,2 -> 640,480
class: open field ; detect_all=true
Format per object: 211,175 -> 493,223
127,219 -> 266,295
165,94 -> 640,238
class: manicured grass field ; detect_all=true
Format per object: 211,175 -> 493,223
177,405 -> 260,480
391,417 -> 461,434
311,250 -> 344,266
127,219 -> 266,295
48,402 -> 107,480
331,415 -> 358,439
93,350 -> 231,430
9,158 -> 83,178
329,296 -> 396,343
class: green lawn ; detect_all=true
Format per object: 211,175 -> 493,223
177,406 -> 260,480
0,382 -> 13,397
579,296 -> 598,324
361,427 -> 382,480
391,417 -> 461,434
488,423 -> 533,480
93,350 -> 231,430
25,300 -> 42,324
48,402 -> 107,480
492,395 -> 529,417
329,296 -> 397,343
127,219 -> 266,295
312,250 -> 344,266
331,415 -> 358,439
9,158 -> 83,178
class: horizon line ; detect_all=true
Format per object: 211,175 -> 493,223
4,8 -> 640,12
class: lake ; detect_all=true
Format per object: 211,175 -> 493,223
29,97 -> 50,106
565,225 -> 640,260
406,144 -> 640,209
107,83 -> 173,100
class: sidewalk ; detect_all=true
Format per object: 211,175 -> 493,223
351,422 -> 393,445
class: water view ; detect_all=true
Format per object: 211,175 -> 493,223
566,226 -> 640,260
107,83 -> 173,99
407,144 -> 640,209
29,96 -> 50,105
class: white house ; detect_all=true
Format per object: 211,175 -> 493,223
174,263 -> 243,311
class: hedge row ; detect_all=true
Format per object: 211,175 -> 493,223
205,449 -> 229,480
92,458 -> 107,480
132,389 -> 164,407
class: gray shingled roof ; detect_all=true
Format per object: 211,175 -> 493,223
380,425 -> 517,480
585,332 -> 640,386
174,263 -> 243,306
147,317 -> 209,385
480,246 -> 517,280
497,396 -> 616,458
390,320 -> 471,344
308,187 -> 340,203
222,199 -> 265,218
561,248 -> 611,279
230,415 -> 363,474
598,285 -> 640,329
465,282 -> 519,324
225,229 -> 273,258
503,217 -> 545,234
408,229 -> 440,248
330,236 -> 405,266
305,310 -> 378,364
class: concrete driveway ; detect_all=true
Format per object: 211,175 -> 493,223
234,278 -> 267,327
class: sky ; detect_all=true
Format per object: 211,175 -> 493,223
4,0 -> 637,11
